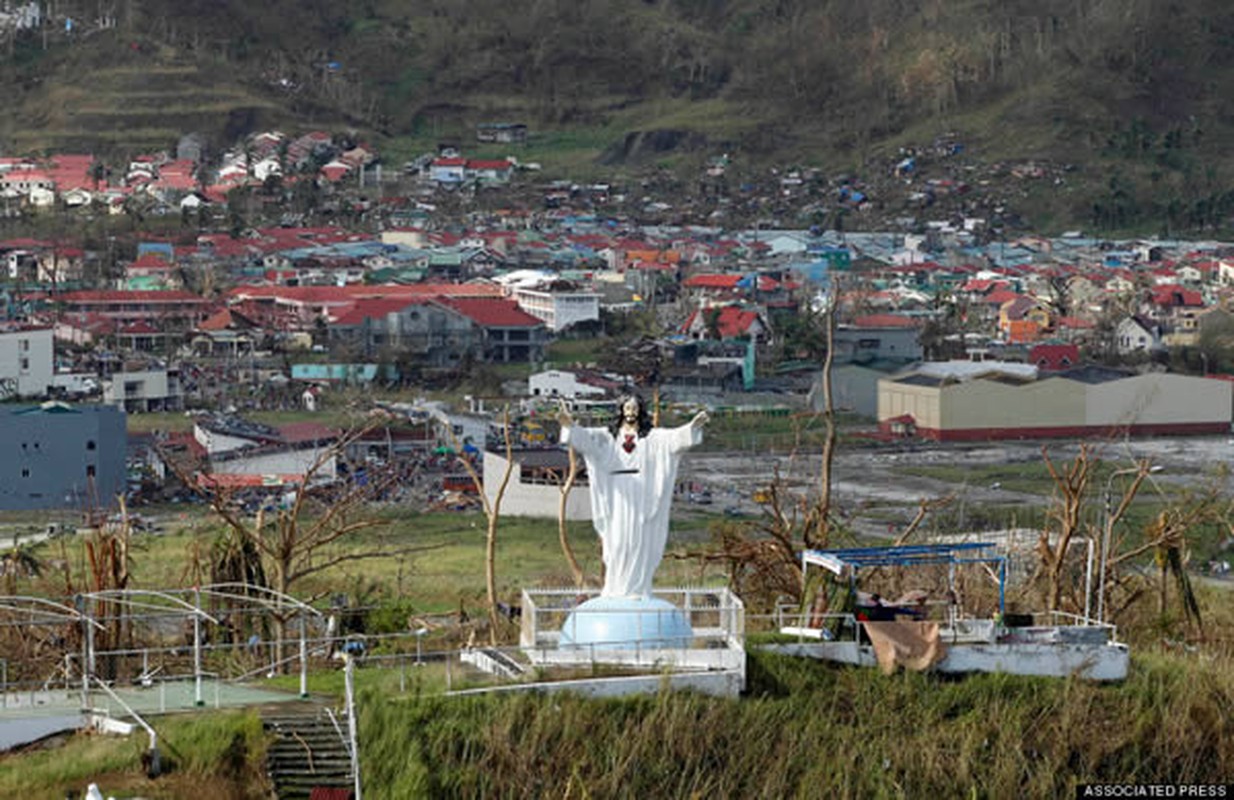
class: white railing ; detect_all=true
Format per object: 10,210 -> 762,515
520,586 -> 745,651
89,675 -> 160,775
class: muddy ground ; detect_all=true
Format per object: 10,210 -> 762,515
677,435 -> 1233,539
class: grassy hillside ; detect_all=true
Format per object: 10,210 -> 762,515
5,1 -> 1234,231
358,647 -> 1234,798
0,710 -> 270,800
4,646 -> 1229,798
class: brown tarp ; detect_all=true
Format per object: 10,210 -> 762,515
861,620 -> 946,674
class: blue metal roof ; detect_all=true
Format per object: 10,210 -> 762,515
802,542 -> 1007,613
803,542 -> 1000,572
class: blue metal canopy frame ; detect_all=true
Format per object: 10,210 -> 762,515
802,542 -> 1007,616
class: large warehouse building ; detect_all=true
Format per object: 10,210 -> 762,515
878,362 -> 1232,441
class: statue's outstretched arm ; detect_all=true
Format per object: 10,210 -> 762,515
557,398 -> 574,429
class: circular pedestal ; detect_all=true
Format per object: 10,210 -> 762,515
558,596 -> 694,650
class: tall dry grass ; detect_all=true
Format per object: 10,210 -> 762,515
360,647 -> 1234,799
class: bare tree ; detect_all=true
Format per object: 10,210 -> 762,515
160,420 -> 436,660
1038,445 -> 1152,612
894,494 -> 957,546
1107,485 -> 1221,635
805,294 -> 838,549
450,407 -> 516,645
554,446 -> 586,587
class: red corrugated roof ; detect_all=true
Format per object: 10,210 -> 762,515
227,284 -> 503,303
1029,343 -> 1080,371
117,320 -> 161,334
851,313 -> 920,329
332,297 -> 429,325
279,421 -> 338,443
129,252 -> 172,269
436,297 -> 543,327
985,289 -> 1021,305
683,274 -> 741,289
682,305 -> 761,338
1149,284 -> 1204,307
197,473 -> 304,489
1,169 -> 52,183
60,289 -> 206,303
198,307 -> 259,331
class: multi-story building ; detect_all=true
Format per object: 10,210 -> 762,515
0,402 -> 126,510
511,286 -> 600,332
102,368 -> 183,413
0,325 -> 53,399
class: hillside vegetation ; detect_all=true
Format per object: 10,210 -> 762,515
360,648 -> 1234,798
5,1 -> 1234,228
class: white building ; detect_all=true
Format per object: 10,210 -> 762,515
1115,317 -> 1163,354
102,369 -> 183,413
528,369 -> 611,400
0,326 -> 53,399
483,449 -> 591,520
512,286 -> 600,332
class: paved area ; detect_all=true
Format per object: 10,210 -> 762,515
0,681 -> 301,719
0,680 -> 304,750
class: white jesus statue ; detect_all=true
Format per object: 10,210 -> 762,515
558,395 -> 709,599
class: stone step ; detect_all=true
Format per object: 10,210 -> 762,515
263,707 -> 354,800
265,720 -> 336,731
275,780 -> 352,790
271,766 -> 352,777
269,731 -> 347,743
269,754 -> 351,768
269,744 -> 349,756
268,753 -> 351,765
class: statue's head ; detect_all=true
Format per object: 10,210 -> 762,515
610,393 -> 652,439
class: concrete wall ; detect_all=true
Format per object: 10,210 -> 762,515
1085,373 -> 1231,427
0,403 -> 126,510
194,425 -> 256,455
878,372 -> 1232,440
938,376 -> 1086,430
0,327 -> 53,399
823,365 -> 886,418
514,289 -> 600,332
834,326 -> 922,363
878,379 -> 941,430
528,370 -> 606,400
483,450 -> 591,520
212,448 -> 338,482
102,369 -> 181,412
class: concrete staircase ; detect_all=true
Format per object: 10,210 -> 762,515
263,708 -> 354,800
460,647 -> 527,679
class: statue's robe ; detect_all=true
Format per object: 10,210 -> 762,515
561,421 -> 702,598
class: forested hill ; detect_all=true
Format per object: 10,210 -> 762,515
4,1 -> 1234,229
